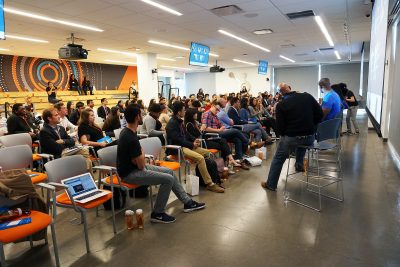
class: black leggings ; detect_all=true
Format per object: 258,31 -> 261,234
205,138 -> 232,160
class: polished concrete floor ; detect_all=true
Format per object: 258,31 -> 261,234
4,114 -> 400,267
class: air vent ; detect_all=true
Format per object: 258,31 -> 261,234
210,5 -> 244,16
280,44 -> 296,48
319,47 -> 334,51
286,10 -> 315,20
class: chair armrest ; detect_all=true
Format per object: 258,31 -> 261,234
165,145 -> 181,150
145,154 -> 154,159
36,153 -> 54,160
93,165 -> 116,171
137,133 -> 148,138
36,183 -> 56,191
47,182 -> 68,189
204,133 -> 219,137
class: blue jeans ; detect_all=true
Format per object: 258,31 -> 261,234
242,123 -> 268,142
219,128 -> 249,160
266,135 -> 315,189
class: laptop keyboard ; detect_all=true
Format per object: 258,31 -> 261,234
76,190 -> 102,201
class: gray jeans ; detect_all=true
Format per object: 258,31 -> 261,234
346,106 -> 359,133
124,165 -> 191,214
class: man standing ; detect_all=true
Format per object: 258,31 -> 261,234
261,83 -> 323,191
319,78 -> 341,121
97,98 -> 110,120
117,104 -> 205,224
166,101 -> 224,193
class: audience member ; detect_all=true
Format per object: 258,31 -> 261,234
116,100 -> 125,113
159,104 -> 170,131
140,103 -> 165,145
69,101 -> 85,125
45,81 -> 61,104
117,104 -> 205,224
7,103 -> 39,140
54,102 -> 77,133
24,96 -> 35,114
66,101 -> 74,120
102,107 -> 121,137
78,109 -> 112,152
97,98 -> 110,120
69,74 -> 82,95
166,101 -> 224,193
196,88 -> 204,100
81,76 -> 93,95
262,83 -> 323,191
319,78 -> 341,120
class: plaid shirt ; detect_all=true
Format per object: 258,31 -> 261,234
201,110 -> 221,129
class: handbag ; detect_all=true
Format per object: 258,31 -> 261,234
244,156 -> 263,166
185,163 -> 199,196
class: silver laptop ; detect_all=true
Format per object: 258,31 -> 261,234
61,173 -> 108,204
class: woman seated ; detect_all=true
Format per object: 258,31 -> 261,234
78,109 -> 116,152
184,108 -> 241,168
102,107 -> 121,137
140,103 -> 166,145
248,97 -> 279,137
159,104 -> 170,131
46,82 -> 61,104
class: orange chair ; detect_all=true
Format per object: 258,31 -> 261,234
0,191 -> 60,267
0,145 -> 48,185
44,155 -> 116,253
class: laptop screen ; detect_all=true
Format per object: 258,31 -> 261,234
63,173 -> 97,196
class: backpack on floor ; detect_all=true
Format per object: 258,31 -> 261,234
196,157 -> 222,186
103,185 -> 127,210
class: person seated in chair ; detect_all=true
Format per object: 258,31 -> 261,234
81,76 -> 93,95
97,98 -> 110,120
166,101 -> 225,193
140,103 -> 166,145
117,104 -> 205,224
69,101 -> 85,126
102,107 -> 121,137
6,103 -> 39,141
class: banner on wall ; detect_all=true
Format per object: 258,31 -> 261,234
0,54 -> 137,92
258,60 -> 268,75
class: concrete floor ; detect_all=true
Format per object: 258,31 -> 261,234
4,114 -> 400,267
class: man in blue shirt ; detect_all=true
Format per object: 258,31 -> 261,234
319,78 -> 341,120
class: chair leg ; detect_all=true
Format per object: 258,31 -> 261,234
81,211 -> 90,253
111,192 -> 117,234
0,243 -> 6,267
50,222 -> 60,267
29,235 -> 33,248
149,186 -> 154,211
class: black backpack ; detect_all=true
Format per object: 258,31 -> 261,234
103,185 -> 127,210
196,157 -> 222,186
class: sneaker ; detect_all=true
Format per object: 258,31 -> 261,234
183,200 -> 206,213
206,183 -> 225,193
150,212 -> 176,224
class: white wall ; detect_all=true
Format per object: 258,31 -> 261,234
185,72 -> 216,96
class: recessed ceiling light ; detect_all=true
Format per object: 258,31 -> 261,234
314,16 -> 334,47
279,55 -> 295,63
104,60 -> 136,65
141,0 -> 182,16
97,48 -> 136,57
253,29 -> 273,35
160,65 -> 191,71
334,50 -> 341,60
233,59 -> 257,66
0,48 -> 10,51
218,29 -> 270,53
5,34 -> 48,43
4,7 -> 103,32
148,40 -> 219,57
157,57 -> 176,61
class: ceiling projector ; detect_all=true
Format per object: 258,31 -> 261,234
58,33 -> 88,60
210,64 -> 225,73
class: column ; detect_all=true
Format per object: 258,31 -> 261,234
137,53 -> 158,108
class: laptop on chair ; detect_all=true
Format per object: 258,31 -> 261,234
61,173 -> 108,204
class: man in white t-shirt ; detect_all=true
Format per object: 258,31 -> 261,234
54,102 -> 77,133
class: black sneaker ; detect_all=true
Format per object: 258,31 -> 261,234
183,200 -> 206,213
150,212 -> 176,224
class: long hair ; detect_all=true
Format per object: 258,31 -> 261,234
249,97 -> 257,108
103,106 -> 120,131
66,101 -> 73,116
184,108 -> 198,128
240,97 -> 249,110
78,108 -> 101,131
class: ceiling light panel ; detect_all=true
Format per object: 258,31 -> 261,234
5,35 -> 49,43
97,48 -> 136,57
334,50 -> 341,60
233,59 -> 257,66
141,0 -> 182,16
279,55 -> 295,63
314,16 -> 334,47
4,7 -> 103,32
218,29 -> 270,53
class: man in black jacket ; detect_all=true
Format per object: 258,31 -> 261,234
97,98 -> 110,120
7,103 -> 39,141
261,83 -> 323,191
40,108 -> 91,169
166,101 -> 224,193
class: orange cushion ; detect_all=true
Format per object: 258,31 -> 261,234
27,170 -> 47,184
0,211 -> 51,243
32,154 -> 42,161
208,149 -> 219,154
56,190 -> 112,209
105,175 -> 139,189
167,155 -> 195,164
32,143 -> 39,148
159,161 -> 180,171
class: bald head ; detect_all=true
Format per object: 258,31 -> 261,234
278,82 -> 291,95
319,78 -> 331,89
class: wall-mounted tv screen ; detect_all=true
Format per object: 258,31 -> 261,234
258,60 -> 268,75
0,0 -> 5,40
189,42 -> 210,67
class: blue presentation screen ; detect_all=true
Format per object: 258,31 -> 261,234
0,0 -> 4,40
189,42 -> 210,67
258,60 -> 268,75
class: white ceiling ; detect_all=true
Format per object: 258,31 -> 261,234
1,0 -> 372,70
